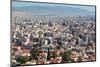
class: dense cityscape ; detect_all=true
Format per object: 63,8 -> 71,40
11,1 -> 96,66
11,15 -> 96,66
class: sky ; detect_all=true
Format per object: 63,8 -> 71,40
12,1 -> 95,12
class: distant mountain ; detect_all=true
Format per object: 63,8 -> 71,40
12,5 -> 95,16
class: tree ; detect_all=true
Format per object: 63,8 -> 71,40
52,53 -> 57,58
16,56 -> 26,64
47,48 -> 51,60
30,48 -> 40,60
62,50 -> 71,62
78,56 -> 82,62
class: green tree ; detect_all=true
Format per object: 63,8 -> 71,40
16,56 -> 26,64
52,53 -> 57,58
78,56 -> 82,62
62,50 -> 71,62
30,48 -> 40,60
47,48 -> 51,60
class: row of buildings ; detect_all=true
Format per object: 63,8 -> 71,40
11,15 -> 96,65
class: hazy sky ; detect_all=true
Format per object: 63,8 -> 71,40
12,1 -> 95,12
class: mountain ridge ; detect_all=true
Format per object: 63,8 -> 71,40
12,5 -> 95,16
